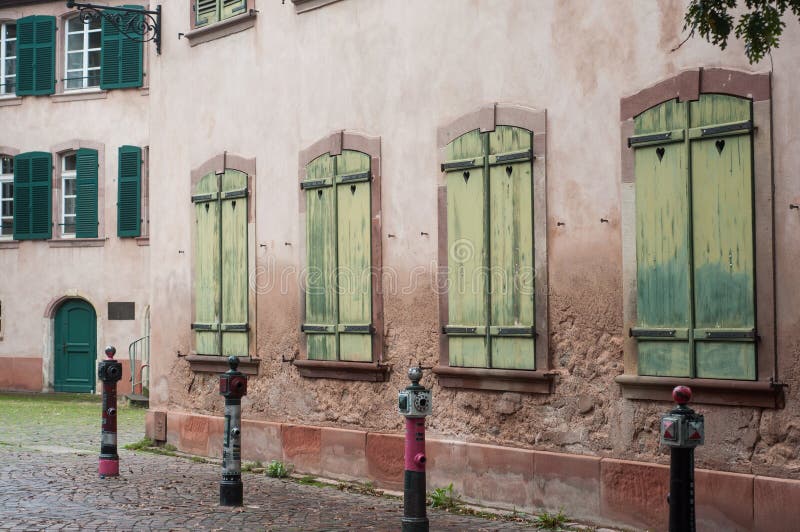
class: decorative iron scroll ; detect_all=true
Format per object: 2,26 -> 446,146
66,1 -> 162,54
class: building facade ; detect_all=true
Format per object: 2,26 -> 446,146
3,1 -> 800,530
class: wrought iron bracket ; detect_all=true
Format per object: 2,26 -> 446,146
66,1 -> 162,55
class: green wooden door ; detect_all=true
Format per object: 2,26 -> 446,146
54,299 -> 96,393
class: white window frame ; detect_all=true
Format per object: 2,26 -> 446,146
0,22 -> 16,96
64,15 -> 101,91
0,155 -> 12,239
61,153 -> 77,237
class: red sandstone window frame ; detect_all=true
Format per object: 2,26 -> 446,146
294,130 -> 388,382
617,68 -> 783,408
432,103 -> 554,394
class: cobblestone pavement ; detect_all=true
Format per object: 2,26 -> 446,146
0,394 -> 538,531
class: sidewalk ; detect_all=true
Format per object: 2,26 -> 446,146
0,393 -> 550,531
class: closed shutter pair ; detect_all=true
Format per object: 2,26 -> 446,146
15,7 -> 143,96
12,146 -> 142,240
195,0 -> 248,27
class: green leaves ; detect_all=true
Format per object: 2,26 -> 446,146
684,0 -> 800,63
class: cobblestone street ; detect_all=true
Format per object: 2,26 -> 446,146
0,394 -> 540,531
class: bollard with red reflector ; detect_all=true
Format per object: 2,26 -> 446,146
660,385 -> 704,532
219,356 -> 247,506
398,366 -> 432,532
98,345 -> 123,478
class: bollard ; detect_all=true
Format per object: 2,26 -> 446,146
98,345 -> 123,478
398,366 -> 432,532
219,356 -> 247,506
660,385 -> 704,532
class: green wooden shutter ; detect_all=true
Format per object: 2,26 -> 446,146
28,152 -> 52,240
195,0 -> 220,27
12,153 -> 32,239
193,172 -> 221,355
15,16 -> 55,96
336,151 -> 372,362
632,100 -> 692,377
444,130 -> 489,368
100,5 -> 143,90
487,126 -> 535,370
303,154 -> 337,360
221,0 -> 247,20
689,95 -> 756,380
117,145 -> 142,237
75,148 -> 98,239
220,170 -> 249,357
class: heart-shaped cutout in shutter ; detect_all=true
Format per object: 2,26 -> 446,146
656,147 -> 665,162
716,139 -> 725,154
463,171 -> 470,183
350,184 -> 356,195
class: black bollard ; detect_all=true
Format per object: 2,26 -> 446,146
219,356 -> 247,506
98,346 -> 122,478
660,385 -> 704,532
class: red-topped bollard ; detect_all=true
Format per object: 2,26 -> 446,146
98,345 -> 122,478
219,356 -> 247,506
398,366 -> 432,532
660,386 -> 704,532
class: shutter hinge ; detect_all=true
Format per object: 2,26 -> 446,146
630,328 -> 676,338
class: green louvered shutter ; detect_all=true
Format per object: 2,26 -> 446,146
12,153 -> 32,239
75,149 -> 98,239
220,170 -> 248,357
15,16 -> 55,96
117,146 -> 141,237
302,154 -> 337,360
336,151 -> 372,362
195,0 -> 220,27
631,100 -> 692,377
28,152 -> 52,240
222,0 -> 247,19
689,95 -> 756,380
100,5 -> 143,90
487,126 -> 535,369
193,172 -> 221,355
444,130 -> 489,368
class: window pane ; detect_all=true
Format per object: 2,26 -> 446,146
65,77 -> 83,90
88,31 -> 101,49
67,33 -> 84,52
64,179 -> 76,197
87,69 -> 100,88
88,18 -> 101,31
88,50 -> 100,68
1,220 -> 12,236
1,202 -> 12,218
64,154 -> 76,171
6,25 -> 15,40
6,41 -> 15,57
64,198 -> 76,216
0,157 -> 11,174
1,182 -> 12,201
67,17 -> 84,32
67,52 -> 84,70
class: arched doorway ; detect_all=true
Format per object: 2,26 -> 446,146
54,299 -> 96,393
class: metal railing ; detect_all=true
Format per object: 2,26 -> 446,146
128,334 -> 149,396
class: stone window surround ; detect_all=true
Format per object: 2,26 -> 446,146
50,139 -> 107,247
294,130 -> 388,382
186,152 -> 259,375
617,67 -> 782,408
184,0 -> 257,47
0,18 -> 20,106
432,103 -> 553,394
0,145 -> 19,249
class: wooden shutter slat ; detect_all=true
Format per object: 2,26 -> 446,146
634,100 -> 692,377
221,0 -> 247,20
304,154 -> 337,361
195,0 -> 220,27
488,126 -> 535,370
690,96 -> 755,380
445,130 -> 488,368
336,150 -> 372,362
117,146 -> 142,237
220,170 -> 248,357
75,149 -> 98,239
194,172 -> 221,355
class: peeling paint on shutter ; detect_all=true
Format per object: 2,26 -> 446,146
117,146 -> 142,237
220,170 -> 249,357
195,0 -> 220,27
488,126 -> 535,370
75,148 -> 98,239
303,154 -> 337,360
194,172 -> 221,355
221,0 -> 247,20
336,150 -> 372,362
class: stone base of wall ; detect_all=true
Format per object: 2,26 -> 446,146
148,410 -> 800,532
0,357 -> 42,392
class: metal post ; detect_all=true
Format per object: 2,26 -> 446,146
660,385 -> 704,532
398,366 -> 432,532
98,345 -> 122,478
219,356 -> 247,507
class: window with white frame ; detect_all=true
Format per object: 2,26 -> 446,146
61,153 -> 77,235
65,16 -> 101,90
0,22 -> 15,95
0,155 -> 12,238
